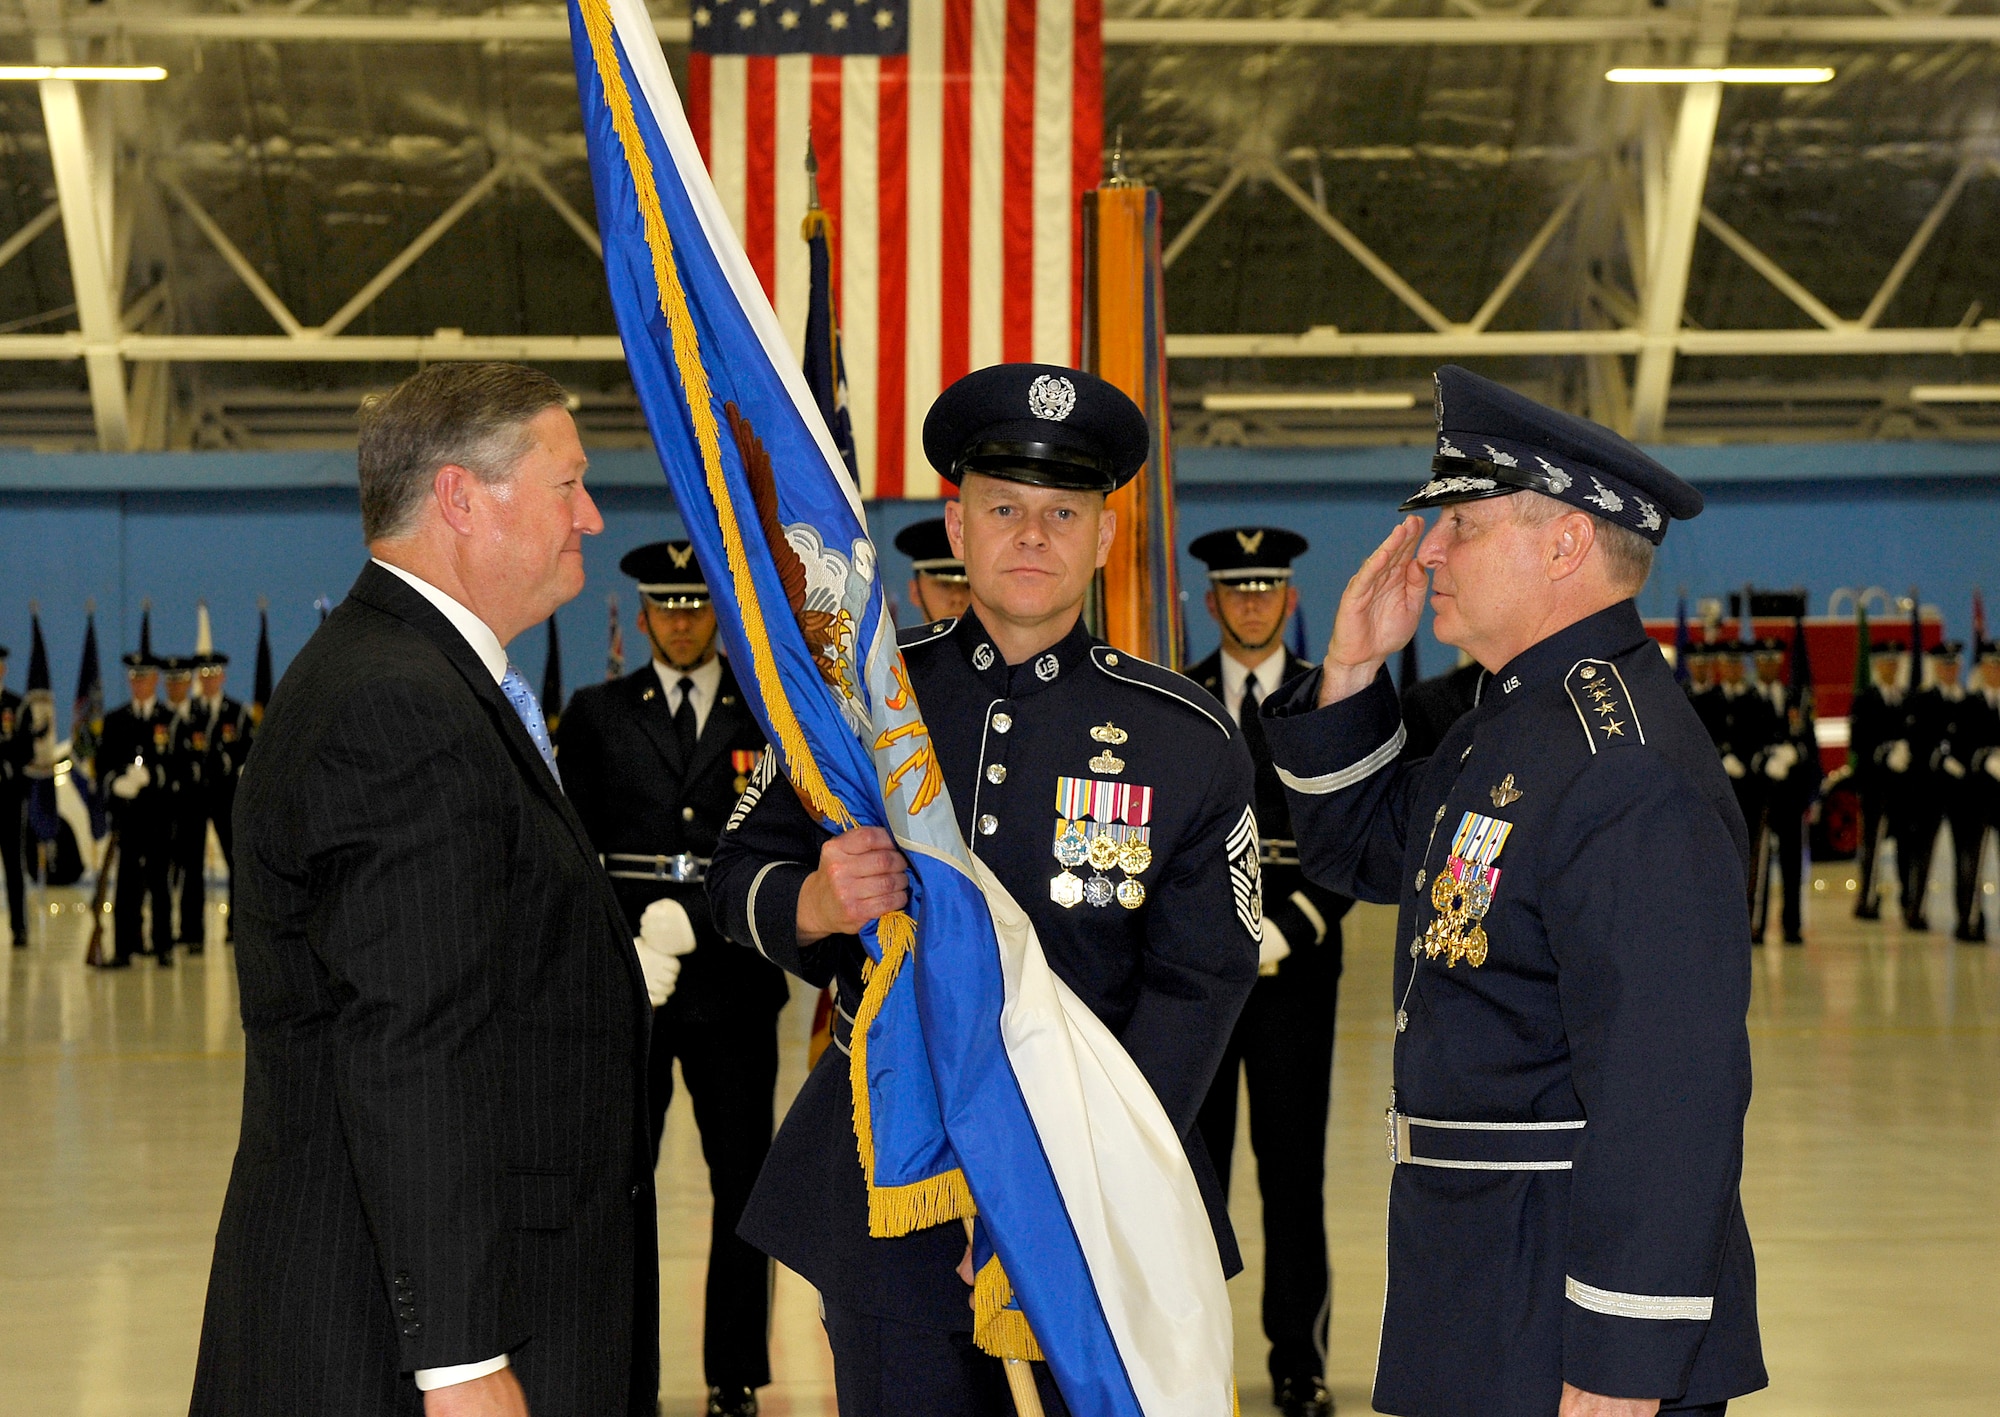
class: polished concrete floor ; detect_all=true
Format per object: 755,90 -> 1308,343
3,843 -> 1996,1416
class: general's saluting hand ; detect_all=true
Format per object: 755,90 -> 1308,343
796,826 -> 911,945
1318,514 -> 1430,707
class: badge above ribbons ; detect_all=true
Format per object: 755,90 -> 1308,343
1424,811 -> 1513,967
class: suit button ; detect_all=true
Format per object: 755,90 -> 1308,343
977,815 -> 998,836
991,712 -> 1012,734
682,807 -> 695,821
985,764 -> 1006,784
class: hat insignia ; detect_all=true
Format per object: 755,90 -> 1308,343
1438,436 -> 1466,459
1234,529 -> 1265,555
1584,476 -> 1624,514
1635,498 -> 1663,532
1534,456 -> 1571,493
667,543 -> 695,569
1027,374 -> 1076,422
1482,444 -> 1519,468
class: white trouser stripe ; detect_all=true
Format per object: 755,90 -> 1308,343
1277,724 -> 1407,795
1565,1276 -> 1714,1322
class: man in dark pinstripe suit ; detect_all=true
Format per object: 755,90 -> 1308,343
191,364 -> 658,1417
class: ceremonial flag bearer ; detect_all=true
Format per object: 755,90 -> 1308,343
553,540 -> 789,1417
1264,366 -> 1766,1417
709,363 -> 1260,1416
1187,527 -> 1352,1417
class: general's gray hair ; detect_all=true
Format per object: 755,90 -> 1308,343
357,362 -> 571,543
1511,489 -> 1654,593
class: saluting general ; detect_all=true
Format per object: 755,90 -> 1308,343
709,363 -> 1260,1417
1264,366 -> 1765,1417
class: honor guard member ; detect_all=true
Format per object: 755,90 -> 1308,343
1848,641 -> 1918,922
1187,527 -> 1353,1417
190,651 -> 253,943
894,516 -> 973,624
1684,643 -> 1719,701
159,655 -> 213,948
0,643 -> 29,947
1264,366 -> 1765,1417
97,651 -> 177,966
1965,640 -> 2000,938
709,363 -> 1260,1417
1707,645 -> 1778,862
1748,641 -> 1814,946
1912,642 -> 1986,940
554,540 -> 788,1417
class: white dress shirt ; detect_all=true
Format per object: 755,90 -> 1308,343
1219,645 -> 1288,726
371,557 -> 511,1394
652,653 -> 724,739
372,558 -> 508,685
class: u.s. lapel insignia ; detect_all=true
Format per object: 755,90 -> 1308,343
1490,773 -> 1523,808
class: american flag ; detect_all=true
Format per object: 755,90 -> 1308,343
687,0 -> 1104,498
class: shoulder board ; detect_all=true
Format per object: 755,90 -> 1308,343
1088,646 -> 1233,738
897,617 -> 960,651
1564,659 -> 1647,754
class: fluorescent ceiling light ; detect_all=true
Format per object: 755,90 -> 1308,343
1201,391 -> 1417,413
1606,67 -> 1834,85
0,65 -> 169,82
1910,385 -> 2000,404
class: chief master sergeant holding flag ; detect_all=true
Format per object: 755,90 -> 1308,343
1264,366 -> 1766,1417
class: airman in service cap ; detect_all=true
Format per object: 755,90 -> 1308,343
922,362 -> 1150,493
122,650 -> 159,672
1188,526 -> 1310,591
892,518 -> 967,584
619,539 -> 712,609
1926,639 -> 1965,660
1400,365 -> 1703,545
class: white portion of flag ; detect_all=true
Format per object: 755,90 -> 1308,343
970,853 -> 1236,1416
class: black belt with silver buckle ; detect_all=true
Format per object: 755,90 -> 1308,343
603,852 -> 709,884
1387,1109 -> 1585,1171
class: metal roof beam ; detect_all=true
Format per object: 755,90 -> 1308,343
3,12 -> 1999,46
37,67 -> 130,448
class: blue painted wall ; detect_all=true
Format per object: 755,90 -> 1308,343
3,443 -> 1994,722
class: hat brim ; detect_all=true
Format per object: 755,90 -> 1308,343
947,439 -> 1123,493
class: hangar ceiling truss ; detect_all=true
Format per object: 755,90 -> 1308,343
0,2 -> 1996,448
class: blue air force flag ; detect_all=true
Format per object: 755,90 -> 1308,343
568,1 -> 1233,1411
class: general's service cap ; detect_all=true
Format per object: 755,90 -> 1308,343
1401,366 -> 1702,545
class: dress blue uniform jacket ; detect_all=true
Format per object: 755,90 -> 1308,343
1265,601 -> 1766,1416
708,610 -> 1261,1329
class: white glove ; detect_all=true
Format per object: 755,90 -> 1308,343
634,897 -> 700,1007
1762,743 -> 1799,781
110,762 -> 149,800
1257,916 -> 1291,976
1944,756 -> 1967,779
1986,754 -> 2000,783
1886,740 -> 1912,774
1721,753 -> 1746,780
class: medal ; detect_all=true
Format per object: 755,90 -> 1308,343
1117,836 -> 1152,875
1086,833 -> 1121,872
1116,878 -> 1146,910
1050,871 -> 1085,909
1053,820 -> 1090,868
1083,875 -> 1115,908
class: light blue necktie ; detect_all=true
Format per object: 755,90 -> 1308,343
499,664 -> 561,785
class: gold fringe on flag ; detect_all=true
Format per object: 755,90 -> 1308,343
848,909 -> 975,1237
973,1254 -> 1046,1363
